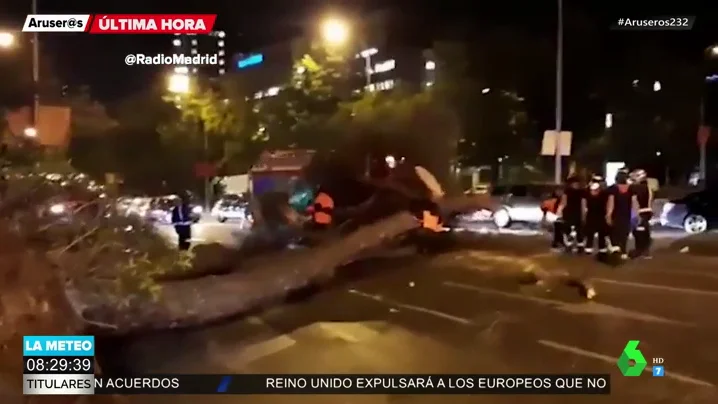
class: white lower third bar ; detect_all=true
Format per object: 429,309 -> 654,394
23,374 -> 95,395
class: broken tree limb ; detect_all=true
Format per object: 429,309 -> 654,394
79,212 -> 421,334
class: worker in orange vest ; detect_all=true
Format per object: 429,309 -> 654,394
309,189 -> 335,230
541,187 -> 564,250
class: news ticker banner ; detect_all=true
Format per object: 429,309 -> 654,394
25,374 -> 611,395
22,14 -> 217,34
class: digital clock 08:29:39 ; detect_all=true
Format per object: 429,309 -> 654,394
24,357 -> 94,374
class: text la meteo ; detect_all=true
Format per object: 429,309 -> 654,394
25,340 -> 92,352
26,18 -> 83,29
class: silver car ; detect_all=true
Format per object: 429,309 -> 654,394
491,184 -> 558,228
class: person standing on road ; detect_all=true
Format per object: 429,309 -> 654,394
583,175 -> 609,257
171,192 -> 193,250
630,169 -> 653,258
541,187 -> 565,251
605,169 -> 637,261
557,176 -> 585,252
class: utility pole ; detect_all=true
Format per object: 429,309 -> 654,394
31,0 -> 40,130
553,0 -> 564,184
699,96 -> 706,182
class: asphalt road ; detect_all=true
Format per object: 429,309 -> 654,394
100,220 -> 718,403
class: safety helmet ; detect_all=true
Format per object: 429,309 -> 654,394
629,169 -> 647,183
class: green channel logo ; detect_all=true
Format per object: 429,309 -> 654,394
617,340 -> 647,376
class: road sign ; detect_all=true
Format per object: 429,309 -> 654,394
194,162 -> 216,178
697,125 -> 710,146
541,130 -> 572,156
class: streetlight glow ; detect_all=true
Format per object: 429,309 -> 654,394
321,18 -> 349,45
167,73 -> 190,94
709,45 -> 718,57
0,32 -> 15,48
653,81 -> 661,92
24,127 -> 37,137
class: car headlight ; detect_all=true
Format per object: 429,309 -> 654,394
192,206 -> 203,214
49,204 -> 65,214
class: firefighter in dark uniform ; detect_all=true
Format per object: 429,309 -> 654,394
541,187 -> 564,250
309,188 -> 335,230
605,169 -> 637,260
630,169 -> 653,258
582,175 -> 609,257
171,192 -> 193,250
557,175 -> 585,252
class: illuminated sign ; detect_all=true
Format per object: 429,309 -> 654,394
237,54 -> 263,69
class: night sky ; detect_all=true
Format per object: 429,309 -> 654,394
0,0 -> 716,102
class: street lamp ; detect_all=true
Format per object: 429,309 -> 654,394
0,32 -> 15,48
319,17 -> 374,89
167,73 -> 190,94
320,18 -> 349,46
24,127 -> 37,137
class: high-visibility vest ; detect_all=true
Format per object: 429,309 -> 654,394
422,210 -> 442,232
313,192 -> 334,224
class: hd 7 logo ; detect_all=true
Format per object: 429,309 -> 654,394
617,340 -> 664,376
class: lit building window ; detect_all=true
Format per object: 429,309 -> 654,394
191,49 -> 197,55
374,59 -> 395,74
174,66 -> 189,74
265,86 -> 280,96
425,61 -> 435,70
218,40 -> 225,47
172,39 -> 181,46
191,39 -> 197,46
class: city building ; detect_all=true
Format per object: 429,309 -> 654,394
170,31 -> 227,77
231,38 -> 435,100
230,10 -> 436,99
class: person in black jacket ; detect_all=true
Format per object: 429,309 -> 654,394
171,193 -> 193,250
557,175 -> 585,252
630,169 -> 653,258
606,169 -> 637,261
582,175 -> 609,257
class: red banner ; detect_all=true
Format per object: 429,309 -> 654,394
89,14 -> 216,34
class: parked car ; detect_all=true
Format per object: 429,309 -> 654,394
211,194 -> 251,225
659,189 -> 718,233
490,184 -> 559,228
145,195 -> 202,224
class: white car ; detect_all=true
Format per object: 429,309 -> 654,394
211,195 -> 251,225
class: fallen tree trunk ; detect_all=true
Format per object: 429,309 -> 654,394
80,212 -> 421,334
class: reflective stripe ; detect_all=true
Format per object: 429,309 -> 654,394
638,208 -> 653,213
598,248 -> 607,253
314,212 -> 332,224
422,210 -> 442,232
584,248 -> 593,253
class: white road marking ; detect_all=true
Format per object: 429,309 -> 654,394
593,278 -> 718,298
537,339 -> 714,388
443,281 -> 692,326
236,335 -> 296,364
348,289 -> 473,325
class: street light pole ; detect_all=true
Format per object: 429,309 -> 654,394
553,0 -> 564,184
31,0 -> 40,131
699,95 -> 706,182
